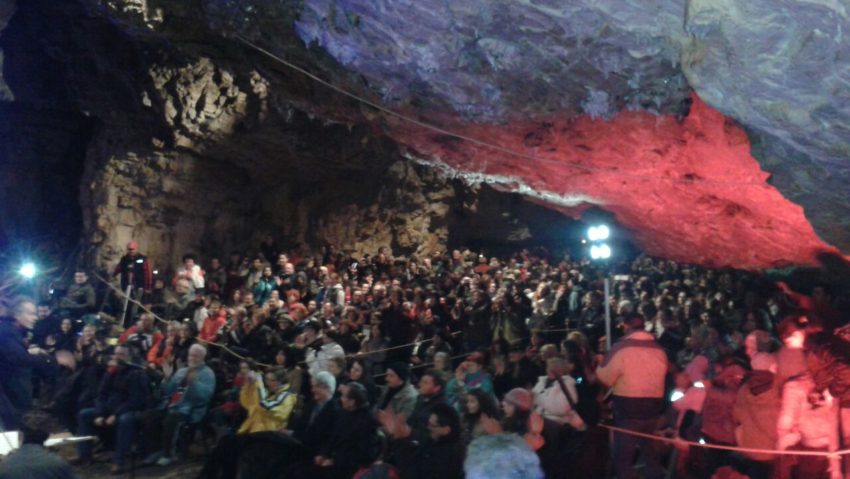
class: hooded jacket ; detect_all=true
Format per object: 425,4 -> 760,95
733,370 -> 781,461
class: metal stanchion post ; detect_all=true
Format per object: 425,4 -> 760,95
604,277 -> 611,351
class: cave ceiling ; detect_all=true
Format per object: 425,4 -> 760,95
7,0 -> 850,269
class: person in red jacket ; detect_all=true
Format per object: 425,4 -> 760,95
199,300 -> 227,342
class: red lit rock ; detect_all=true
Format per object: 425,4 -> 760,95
391,94 -> 840,269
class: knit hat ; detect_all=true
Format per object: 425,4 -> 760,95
386,362 -> 410,383
503,388 -> 533,412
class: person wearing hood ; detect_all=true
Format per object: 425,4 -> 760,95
378,362 -> 419,418
733,353 -> 780,479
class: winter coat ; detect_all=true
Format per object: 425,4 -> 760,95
446,370 -> 495,410
160,364 -> 216,423
596,330 -> 667,419
776,373 -> 838,451
237,381 -> 298,434
701,365 -> 747,445
532,375 -> 581,427
733,370 -> 781,461
319,407 -> 380,477
378,382 -> 419,418
305,340 -> 345,378
0,320 -> 57,420
92,363 -> 149,417
806,332 -> 850,408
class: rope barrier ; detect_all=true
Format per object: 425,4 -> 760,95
597,424 -> 850,458
91,271 -> 276,368
90,272 -> 490,377
235,35 -> 769,189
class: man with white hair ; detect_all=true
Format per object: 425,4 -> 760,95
144,343 -> 216,466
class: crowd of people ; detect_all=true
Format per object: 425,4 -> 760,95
0,238 -> 849,479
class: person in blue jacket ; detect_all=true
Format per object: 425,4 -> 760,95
144,343 -> 216,466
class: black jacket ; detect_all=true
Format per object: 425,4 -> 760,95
389,436 -> 465,479
407,392 -> 447,444
93,363 -> 148,417
320,407 -> 379,477
0,320 -> 56,421
293,399 -> 339,455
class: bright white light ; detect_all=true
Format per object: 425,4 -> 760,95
587,224 -> 610,241
19,262 -> 37,279
597,225 -> 610,240
590,245 -> 601,260
699,438 -> 706,445
693,381 -> 705,389
599,244 -> 612,259
671,390 -> 684,402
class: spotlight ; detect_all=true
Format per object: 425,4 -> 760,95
19,262 -> 37,279
587,224 -> 610,241
670,390 -> 684,402
590,244 -> 612,260
597,225 -> 610,240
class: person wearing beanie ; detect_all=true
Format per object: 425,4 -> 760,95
500,388 -> 545,452
378,362 -> 419,418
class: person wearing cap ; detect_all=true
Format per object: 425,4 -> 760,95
446,352 -> 494,411
596,315 -> 667,479
378,362 -> 419,419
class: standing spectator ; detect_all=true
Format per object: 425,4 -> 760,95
775,317 -> 838,479
0,297 -> 73,428
172,254 -> 205,294
733,353 -> 780,479
113,241 -> 153,326
205,257 -> 227,297
596,316 -> 667,479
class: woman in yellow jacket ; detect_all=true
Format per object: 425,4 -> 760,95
237,367 -> 298,434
